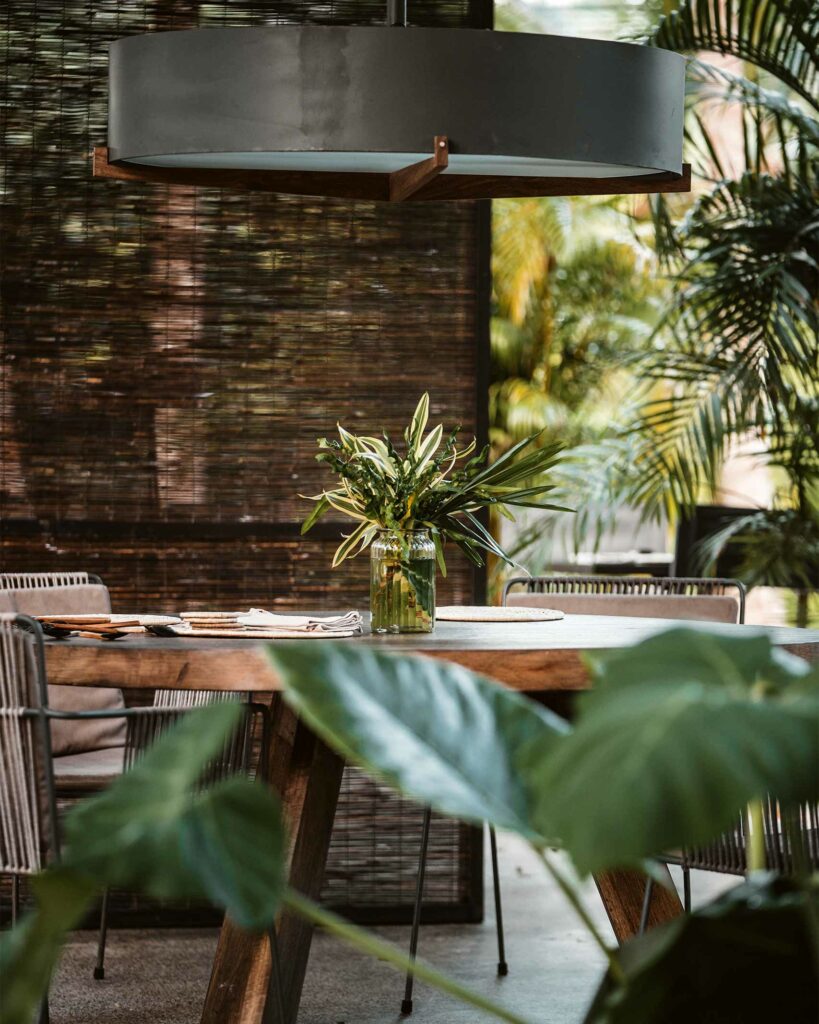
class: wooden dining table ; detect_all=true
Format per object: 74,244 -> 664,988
45,614 -> 819,1024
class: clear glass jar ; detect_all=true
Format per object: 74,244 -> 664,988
370,529 -> 436,633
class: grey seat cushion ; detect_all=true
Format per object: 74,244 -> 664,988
53,746 -> 125,793
0,582 -> 127,755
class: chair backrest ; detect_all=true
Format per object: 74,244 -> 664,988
503,575 -> 746,624
0,572 -> 111,616
682,798 -> 819,875
0,572 -> 126,756
0,614 -> 58,874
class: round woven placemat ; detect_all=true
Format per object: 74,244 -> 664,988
436,605 -> 564,622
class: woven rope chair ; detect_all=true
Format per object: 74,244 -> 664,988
0,571 -> 104,590
403,575 -> 746,1012
503,574 -> 746,623
639,799 -> 819,932
0,613 -> 267,1023
502,575 -> 818,928
0,572 -> 265,984
0,573 -> 262,978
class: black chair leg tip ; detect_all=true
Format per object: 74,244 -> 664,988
498,961 -> 509,977
93,967 -> 105,980
401,999 -> 414,1015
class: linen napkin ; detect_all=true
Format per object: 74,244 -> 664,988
237,609 -> 363,634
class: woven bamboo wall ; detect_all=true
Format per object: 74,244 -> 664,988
0,0 -> 491,925
0,0 -> 490,613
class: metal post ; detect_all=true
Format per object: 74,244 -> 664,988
402,806 -> 432,1015
94,889 -> 110,980
388,0 -> 408,26
489,827 -> 508,976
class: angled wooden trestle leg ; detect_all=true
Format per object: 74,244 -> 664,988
201,696 -> 344,1024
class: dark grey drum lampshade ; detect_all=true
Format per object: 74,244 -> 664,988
101,26 -> 689,201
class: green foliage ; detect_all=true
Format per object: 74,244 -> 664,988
270,626 -> 819,1021
696,507 -> 819,590
64,704 -> 285,929
302,392 -> 568,570
530,629 -> 819,874
0,869 -> 97,1024
0,706 -> 532,1024
271,629 -> 819,879
585,875 -> 819,1024
268,641 -> 568,839
0,705 -> 286,1024
651,0 -> 819,112
589,0 -> 819,558
5,626 -> 819,1024
491,198 -> 664,457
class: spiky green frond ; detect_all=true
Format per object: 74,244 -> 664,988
651,0 -> 819,113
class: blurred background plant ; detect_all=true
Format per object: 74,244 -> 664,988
490,0 -> 818,623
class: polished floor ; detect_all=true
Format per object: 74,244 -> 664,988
51,833 -> 732,1024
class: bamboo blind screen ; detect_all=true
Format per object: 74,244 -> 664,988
0,0 -> 490,613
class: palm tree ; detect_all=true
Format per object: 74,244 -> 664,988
488,196 -> 667,587
579,0 -> 818,621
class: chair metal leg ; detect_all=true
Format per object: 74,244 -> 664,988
638,877 -> 654,936
11,874 -> 20,927
401,806 -> 432,1016
488,826 -> 508,976
93,889 -> 110,980
682,865 -> 691,913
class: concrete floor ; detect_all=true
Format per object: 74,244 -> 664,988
51,833 -> 734,1024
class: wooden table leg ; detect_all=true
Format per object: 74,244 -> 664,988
201,697 -> 344,1024
594,866 -> 683,943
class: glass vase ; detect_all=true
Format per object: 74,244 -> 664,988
370,529 -> 436,633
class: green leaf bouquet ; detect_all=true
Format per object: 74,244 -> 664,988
302,394 -> 568,631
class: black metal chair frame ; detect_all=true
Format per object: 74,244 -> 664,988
401,810 -> 507,1015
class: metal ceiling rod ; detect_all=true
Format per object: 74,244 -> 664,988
387,0 -> 408,27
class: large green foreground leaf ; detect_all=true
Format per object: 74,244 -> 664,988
1,705 -> 286,1024
64,703 -> 285,929
269,643 -> 568,839
585,876 -> 819,1024
530,629 -> 819,874
0,869 -> 97,1024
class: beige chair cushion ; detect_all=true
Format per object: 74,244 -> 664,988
0,582 -> 126,755
507,591 -> 740,624
0,584 -> 112,616
53,746 -> 125,793
46,684 -> 127,756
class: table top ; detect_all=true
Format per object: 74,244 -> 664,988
44,614 -> 819,694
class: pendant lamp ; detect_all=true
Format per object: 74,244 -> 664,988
95,1 -> 689,201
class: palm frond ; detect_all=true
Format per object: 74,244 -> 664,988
651,0 -> 819,113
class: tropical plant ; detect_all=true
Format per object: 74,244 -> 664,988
302,392 -> 567,573
0,703 -> 530,1024
270,627 -> 819,1023
490,197 -> 665,458
5,628 -> 819,1024
574,0 -> 819,607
